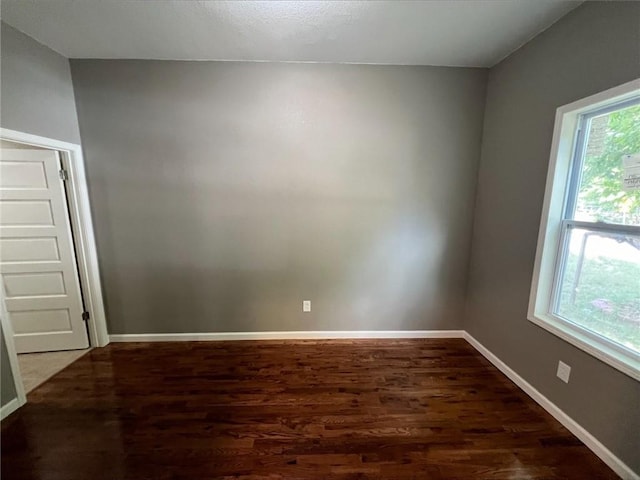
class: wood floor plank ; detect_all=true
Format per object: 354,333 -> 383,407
1,338 -> 619,479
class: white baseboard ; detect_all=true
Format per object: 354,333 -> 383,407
0,398 -> 20,421
109,330 -> 465,342
463,332 -> 638,480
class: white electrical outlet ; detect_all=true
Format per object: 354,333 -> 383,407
303,300 -> 311,312
556,361 -> 571,383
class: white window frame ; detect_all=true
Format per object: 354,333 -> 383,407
528,78 -> 640,381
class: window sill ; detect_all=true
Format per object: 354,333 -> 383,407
528,312 -> 640,381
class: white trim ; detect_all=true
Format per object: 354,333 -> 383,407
109,330 -> 465,342
528,78 -> 640,380
0,128 -> 109,348
464,332 -> 639,480
58,149 -> 109,348
0,398 -> 20,421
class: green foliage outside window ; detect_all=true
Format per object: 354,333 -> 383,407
577,104 -> 640,223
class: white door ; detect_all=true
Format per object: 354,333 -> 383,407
0,149 -> 89,353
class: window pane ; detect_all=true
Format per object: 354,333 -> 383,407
555,227 -> 640,354
574,103 -> 640,226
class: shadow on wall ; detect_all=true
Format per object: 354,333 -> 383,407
108,194 -> 460,334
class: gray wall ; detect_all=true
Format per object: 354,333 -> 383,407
0,22 -> 80,143
71,61 -> 487,335
1,328 -> 17,407
0,22 -> 81,409
464,1 -> 640,472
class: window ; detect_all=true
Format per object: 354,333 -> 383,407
529,80 -> 640,380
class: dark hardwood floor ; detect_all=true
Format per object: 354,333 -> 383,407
1,339 -> 618,479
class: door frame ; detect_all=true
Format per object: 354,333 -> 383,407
0,127 -> 108,415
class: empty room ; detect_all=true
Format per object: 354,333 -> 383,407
0,1 -> 638,478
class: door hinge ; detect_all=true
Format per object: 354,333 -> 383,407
59,169 -> 69,181
82,311 -> 90,322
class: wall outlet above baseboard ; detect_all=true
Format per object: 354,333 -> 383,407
557,361 -> 571,383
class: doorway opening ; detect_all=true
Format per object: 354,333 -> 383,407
0,129 -> 108,417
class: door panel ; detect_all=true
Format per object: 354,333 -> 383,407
10,309 -> 72,334
0,200 -> 55,225
3,272 -> 66,297
0,161 -> 48,189
0,237 -> 61,262
0,149 -> 89,353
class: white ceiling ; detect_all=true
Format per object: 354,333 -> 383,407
1,0 -> 582,67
